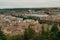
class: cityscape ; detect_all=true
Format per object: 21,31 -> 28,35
0,8 -> 60,40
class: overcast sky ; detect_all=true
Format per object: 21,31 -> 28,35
0,0 -> 60,8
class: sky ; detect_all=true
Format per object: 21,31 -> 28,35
0,0 -> 60,8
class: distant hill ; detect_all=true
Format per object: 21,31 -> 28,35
0,8 -> 60,16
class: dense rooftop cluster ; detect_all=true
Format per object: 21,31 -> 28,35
0,15 -> 42,35
0,8 -> 60,35
0,14 -> 60,35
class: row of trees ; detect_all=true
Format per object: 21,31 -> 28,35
0,23 -> 60,40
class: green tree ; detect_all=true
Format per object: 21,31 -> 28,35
12,35 -> 23,40
6,35 -> 13,40
6,35 -> 23,40
23,29 -> 29,40
57,31 -> 60,40
50,23 -> 58,40
33,24 -> 50,40
51,23 -> 58,32
0,27 -> 7,40
40,24 -> 47,40
39,24 -> 50,40
23,24 -> 35,40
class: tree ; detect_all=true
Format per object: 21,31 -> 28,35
39,24 -> 50,40
57,31 -> 60,40
12,35 -> 23,40
23,29 -> 29,40
23,24 -> 35,40
51,23 -> 58,33
40,24 -> 47,40
0,27 -> 7,40
6,35 -> 13,40
50,23 -> 58,40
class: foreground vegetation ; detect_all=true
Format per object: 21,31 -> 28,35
0,23 -> 60,40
